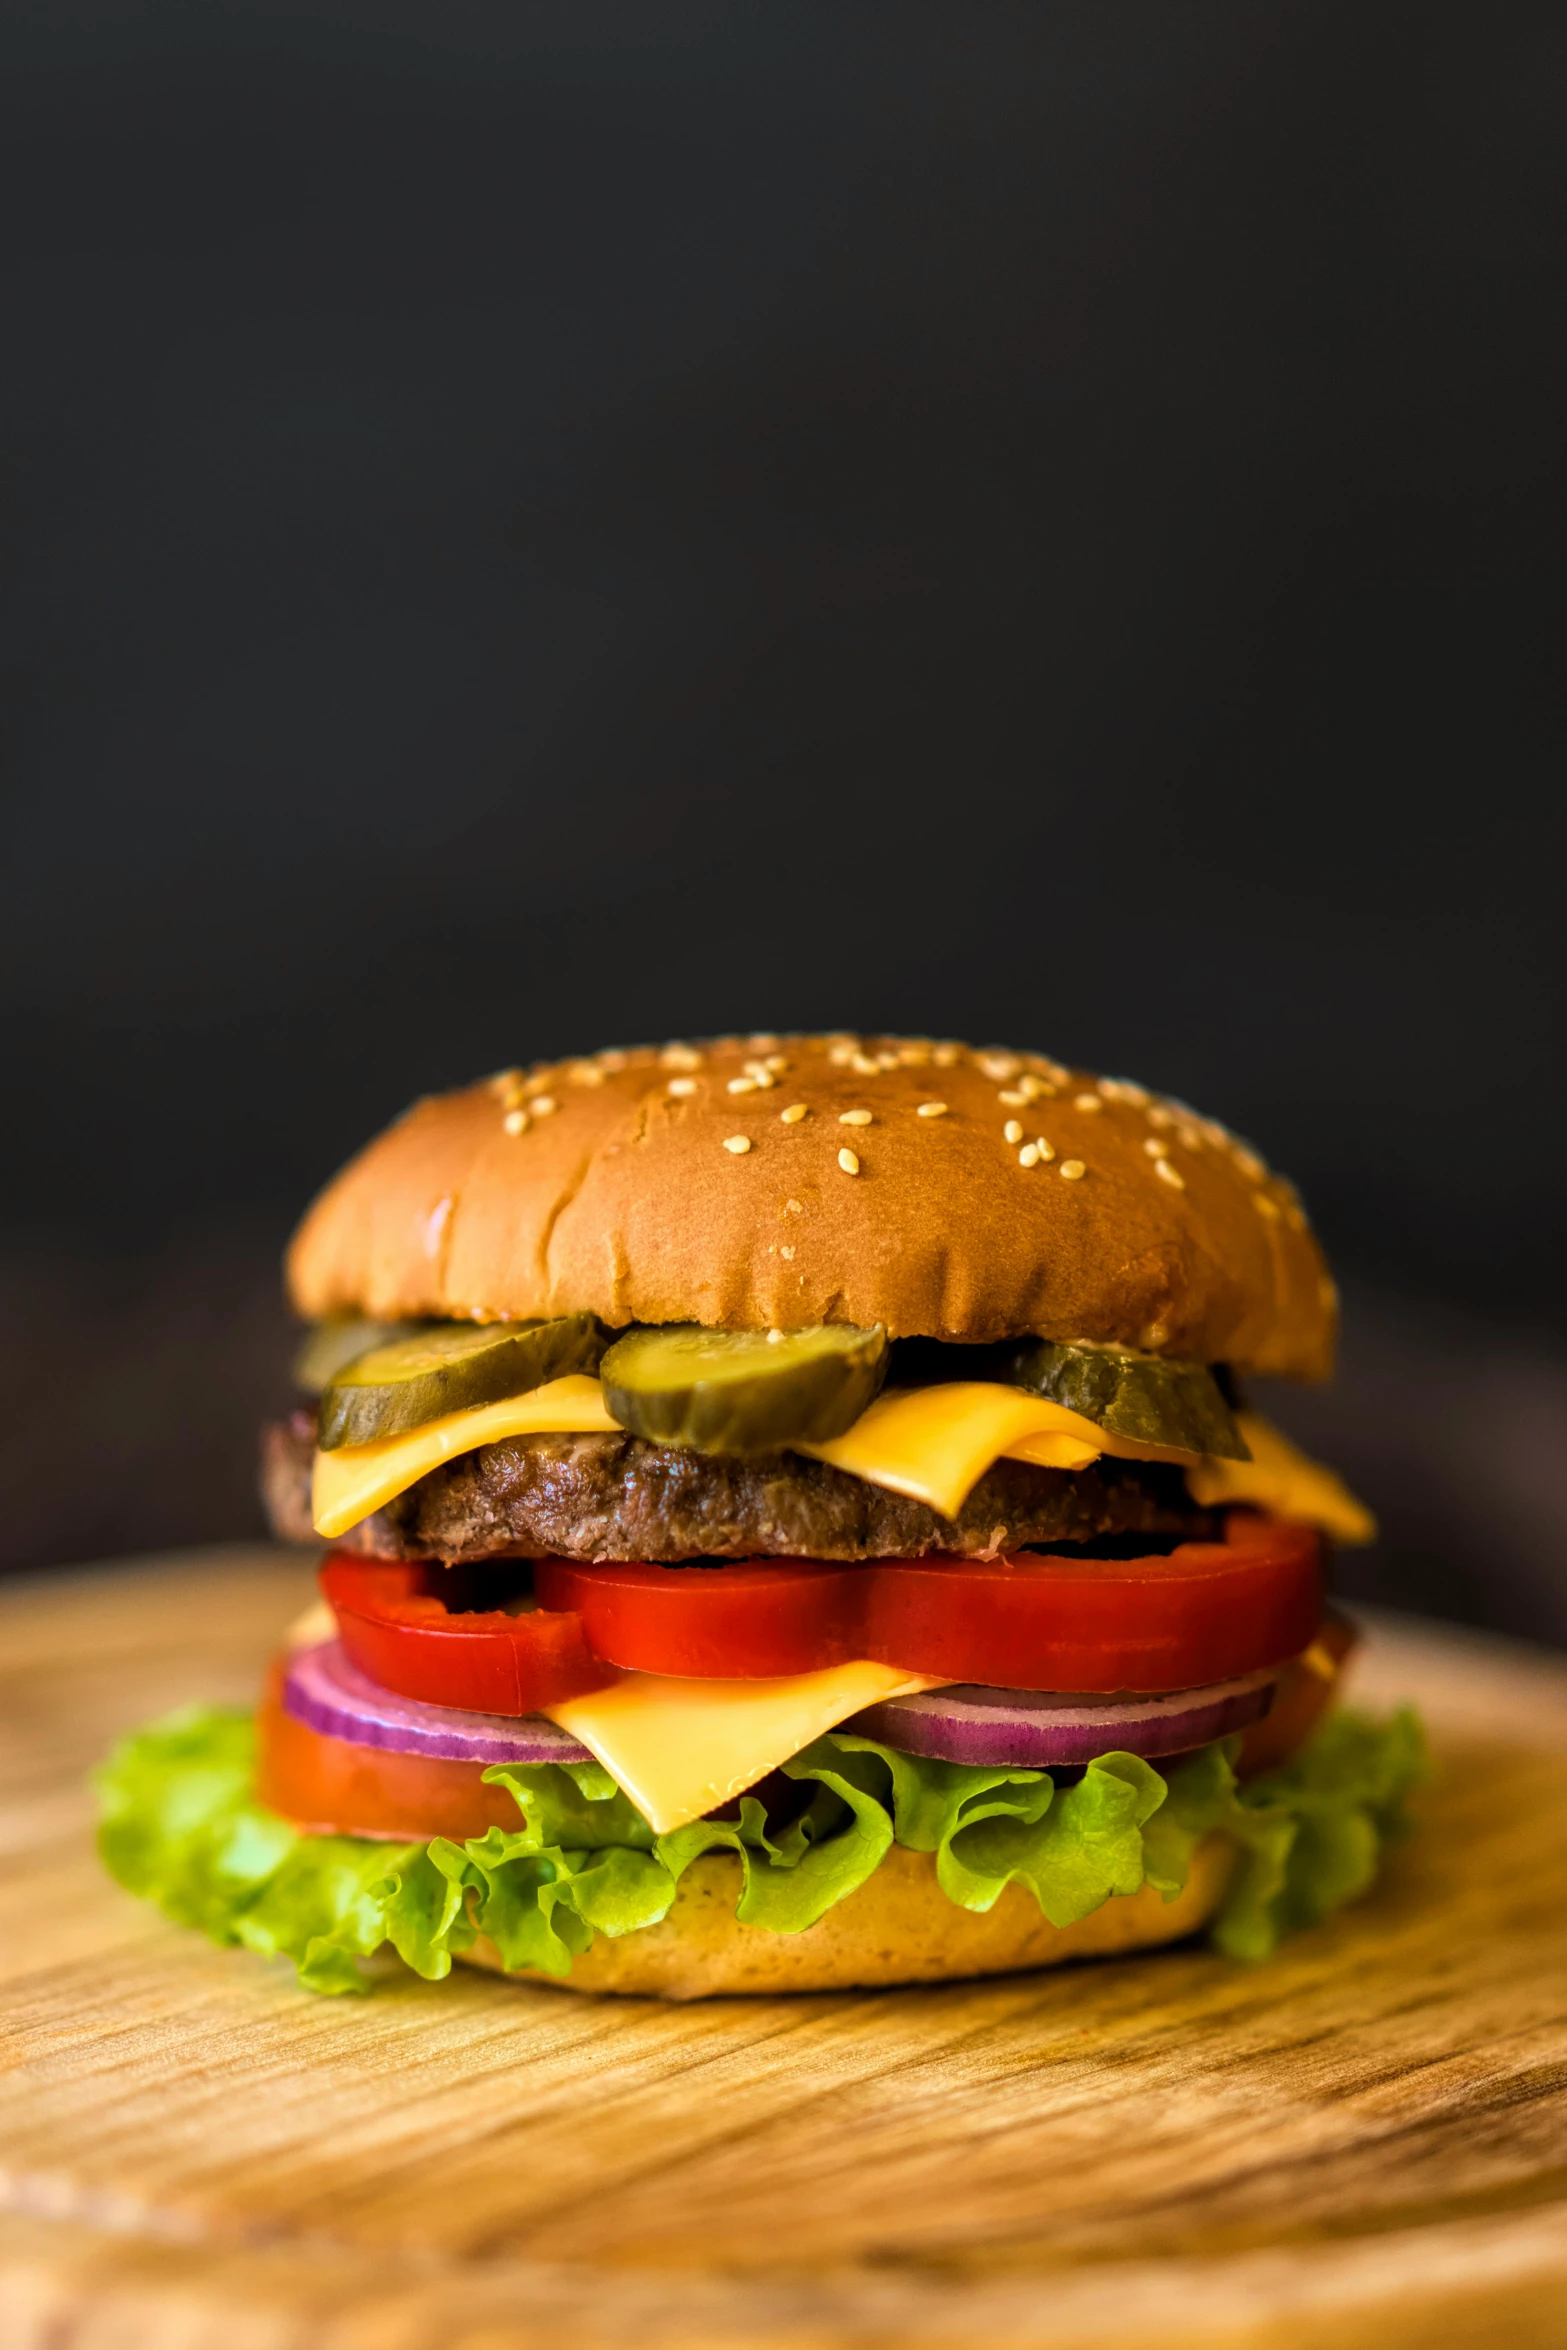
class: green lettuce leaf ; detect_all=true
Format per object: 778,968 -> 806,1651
95,1702 -> 1425,1994
1208,1705 -> 1428,1959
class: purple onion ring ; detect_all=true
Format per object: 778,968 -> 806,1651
842,1672 -> 1276,1767
284,1640 -> 1276,1780
282,1641 -> 593,1767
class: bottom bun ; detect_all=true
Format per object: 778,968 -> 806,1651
460,1834 -> 1234,2000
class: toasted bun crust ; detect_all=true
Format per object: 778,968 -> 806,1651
287,1036 -> 1334,1375
459,1834 -> 1234,1998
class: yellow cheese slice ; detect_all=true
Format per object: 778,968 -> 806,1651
544,1660 -> 949,1834
799,1384 -> 1109,1518
311,1374 -> 619,1540
1186,1412 -> 1377,1546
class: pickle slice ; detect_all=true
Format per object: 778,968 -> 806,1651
318,1314 -> 607,1450
293,1317 -> 432,1396
600,1323 -> 888,1455
998,1339 -> 1249,1460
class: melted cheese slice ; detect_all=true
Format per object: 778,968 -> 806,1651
800,1385 -> 1109,1517
544,1661 -> 948,1834
312,1374 -> 619,1540
1187,1412 -> 1377,1546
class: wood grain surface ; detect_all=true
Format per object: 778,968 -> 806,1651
1,1545 -> 1564,2350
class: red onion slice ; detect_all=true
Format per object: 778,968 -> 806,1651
843,1671 -> 1276,1767
284,1639 -> 1275,1783
282,1641 -> 593,1768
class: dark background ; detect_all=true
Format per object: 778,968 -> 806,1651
3,2 -> 1563,1639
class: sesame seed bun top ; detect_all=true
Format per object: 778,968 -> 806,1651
285,1035 -> 1337,1377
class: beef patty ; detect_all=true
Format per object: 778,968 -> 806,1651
263,1410 -> 1215,1565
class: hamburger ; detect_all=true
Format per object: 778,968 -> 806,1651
99,1034 -> 1422,1998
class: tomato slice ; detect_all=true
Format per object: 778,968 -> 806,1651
853,1517 -> 1321,1691
1235,1604 -> 1359,1777
323,1516 -> 1321,1706
538,1558 -> 863,1679
256,1661 -> 518,1841
534,1515 -> 1322,1694
320,1556 -> 615,1716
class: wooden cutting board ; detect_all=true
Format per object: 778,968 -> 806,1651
1,1546 -> 1564,2350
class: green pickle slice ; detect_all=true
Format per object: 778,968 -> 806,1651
998,1338 -> 1249,1460
293,1317 -> 432,1396
318,1314 -> 607,1450
600,1323 -> 888,1455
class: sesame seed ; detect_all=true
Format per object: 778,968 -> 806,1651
766,1328 -> 784,1345
998,1088 -> 1027,1107
667,1077 -> 697,1098
1003,1119 -> 1024,1145
850,1052 -> 879,1075
780,1102 -> 809,1123
1155,1158 -> 1186,1189
1199,1119 -> 1229,1148
723,1135 -> 751,1155
916,1100 -> 948,1118
764,1054 -> 789,1074
660,1044 -> 703,1070
897,1043 -> 930,1064
838,1147 -> 861,1175
827,1044 -> 857,1066
748,1032 -> 780,1049
932,1044 -> 961,1066
597,1049 -> 628,1072
1254,1192 -> 1281,1218
1035,1137 -> 1056,1161
840,1108 -> 873,1126
1143,1137 -> 1168,1158
569,1061 -> 605,1086
742,1060 -> 776,1086
780,1245 -> 795,1260
1231,1145 -> 1266,1182
1147,1105 -> 1175,1129
785,1198 -> 803,1214
530,1095 -> 557,1116
978,1051 -> 1020,1080
1018,1143 -> 1040,1167
876,1050 -> 900,1070
727,1075 -> 758,1094
488,1068 -> 523,1098
502,1108 -> 530,1135
1074,1093 -> 1103,1114
1176,1127 -> 1203,1152
1059,1159 -> 1086,1181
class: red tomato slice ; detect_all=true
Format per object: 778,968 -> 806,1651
256,1662 -> 516,1841
537,1558 -> 863,1680
534,1514 -> 1322,1694
1234,1604 -> 1359,1777
323,1515 -> 1322,1707
320,1556 -> 615,1716
853,1517 -> 1321,1691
